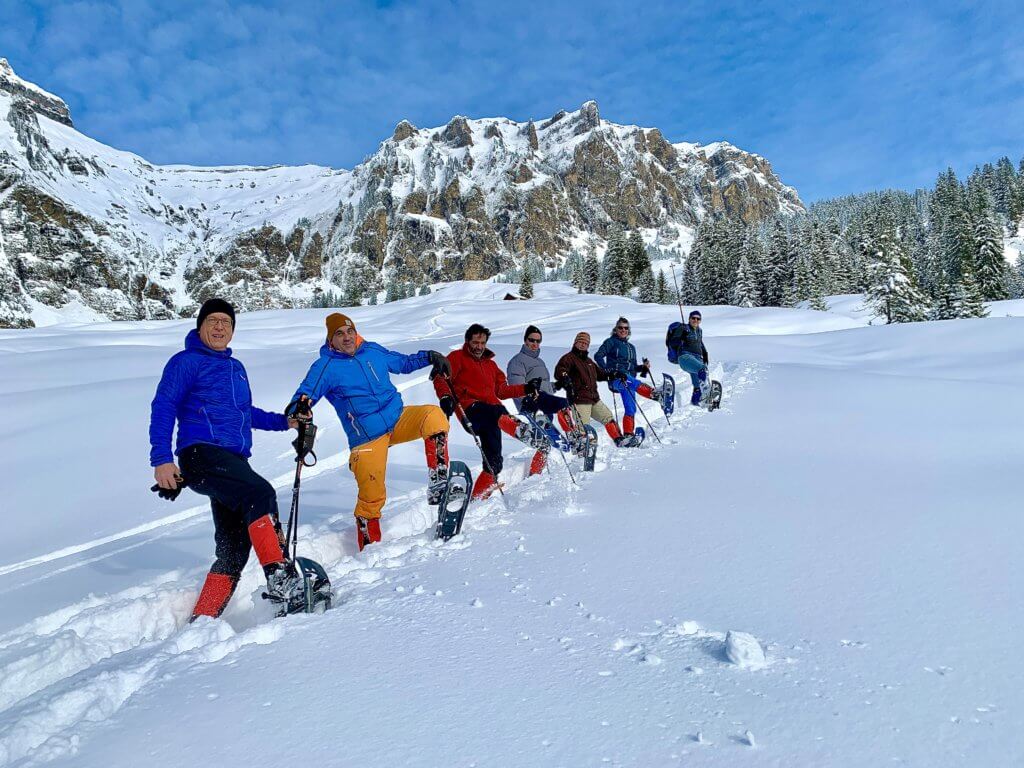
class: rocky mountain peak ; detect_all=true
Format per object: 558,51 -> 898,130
575,100 -> 600,134
392,119 -> 416,141
0,58 -> 73,127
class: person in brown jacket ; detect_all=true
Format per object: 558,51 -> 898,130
553,332 -> 637,447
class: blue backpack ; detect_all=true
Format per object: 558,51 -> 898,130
665,322 -> 683,364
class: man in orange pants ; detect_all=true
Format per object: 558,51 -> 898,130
289,313 -> 451,550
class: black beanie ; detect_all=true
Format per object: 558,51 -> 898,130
523,324 -> 541,341
197,298 -> 236,330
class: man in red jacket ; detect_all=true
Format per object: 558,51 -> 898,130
434,323 -> 546,499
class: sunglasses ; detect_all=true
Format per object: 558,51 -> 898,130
615,326 -> 630,331
690,317 -> 701,322
526,337 -> 542,344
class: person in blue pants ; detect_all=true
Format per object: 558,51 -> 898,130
667,310 -> 710,405
594,316 -> 662,439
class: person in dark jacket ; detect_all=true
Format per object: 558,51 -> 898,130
594,316 -> 662,437
506,325 -> 572,426
288,313 -> 451,551
553,332 -> 630,445
149,298 -> 300,621
434,324 -> 545,500
667,310 -> 710,405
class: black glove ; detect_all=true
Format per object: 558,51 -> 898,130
439,395 -> 456,419
286,395 -> 313,420
524,377 -> 543,397
427,351 -> 451,381
612,370 -> 628,383
637,362 -> 651,377
151,476 -> 187,502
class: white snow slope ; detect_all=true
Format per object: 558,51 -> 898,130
0,282 -> 1021,767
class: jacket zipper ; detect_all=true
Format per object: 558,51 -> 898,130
229,360 -> 244,447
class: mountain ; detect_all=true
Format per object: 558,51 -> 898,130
0,58 -> 803,328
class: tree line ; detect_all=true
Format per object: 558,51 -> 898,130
548,155 -> 1024,323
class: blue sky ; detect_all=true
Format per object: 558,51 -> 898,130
2,0 -> 1021,201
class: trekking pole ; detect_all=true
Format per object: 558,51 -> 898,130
545,414 -> 577,485
670,266 -> 686,324
442,376 -> 508,506
633,396 -> 663,444
286,400 -> 318,560
643,367 -> 671,426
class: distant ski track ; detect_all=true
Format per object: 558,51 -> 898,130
0,363 -> 759,767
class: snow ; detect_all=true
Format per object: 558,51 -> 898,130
0,281 -> 1022,766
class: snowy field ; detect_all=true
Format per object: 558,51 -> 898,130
0,282 -> 1021,767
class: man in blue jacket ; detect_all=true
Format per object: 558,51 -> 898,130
288,312 -> 451,551
594,316 -> 663,439
667,310 -> 710,405
150,298 -> 300,621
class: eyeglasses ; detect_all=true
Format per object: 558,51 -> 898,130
690,317 -> 701,323
615,326 -> 629,331
526,337 -> 542,344
204,318 -> 232,328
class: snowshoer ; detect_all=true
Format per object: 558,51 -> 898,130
435,323 -> 546,500
553,331 -> 633,446
594,317 -> 663,438
666,310 -> 710,405
149,298 -> 301,621
506,324 -> 573,424
288,313 -> 451,551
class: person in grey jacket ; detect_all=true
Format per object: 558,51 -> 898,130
506,325 -> 570,419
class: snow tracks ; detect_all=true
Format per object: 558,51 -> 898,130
0,363 -> 758,767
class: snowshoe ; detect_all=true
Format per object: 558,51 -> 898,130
427,466 -> 448,505
435,460 -> 473,541
614,432 -> 642,448
582,424 -> 598,471
515,415 -> 552,450
263,559 -> 332,617
634,427 -> 646,446
659,373 -> 676,417
532,412 -> 570,452
707,380 -> 723,412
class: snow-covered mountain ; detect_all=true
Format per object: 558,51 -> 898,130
0,58 -> 803,328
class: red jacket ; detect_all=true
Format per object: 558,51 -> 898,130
434,345 -> 525,409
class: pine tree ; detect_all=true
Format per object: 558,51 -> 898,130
636,267 -> 657,303
519,258 -> 535,299
973,201 -> 1009,300
731,252 -> 760,307
955,266 -> 988,318
384,280 -> 401,303
763,220 -> 794,306
600,230 -> 631,295
864,231 -> 930,323
1009,252 -> 1024,298
582,252 -> 600,293
418,285 -> 432,296
626,230 -> 650,286
930,271 -> 959,320
655,269 -> 669,304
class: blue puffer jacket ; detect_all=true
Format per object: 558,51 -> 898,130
595,334 -> 639,376
291,340 -> 431,449
149,330 -> 288,466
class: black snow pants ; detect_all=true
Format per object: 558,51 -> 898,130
464,402 -> 510,476
178,443 -> 280,578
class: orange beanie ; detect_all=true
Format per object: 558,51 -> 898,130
326,312 -> 355,341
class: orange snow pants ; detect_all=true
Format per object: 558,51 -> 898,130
348,405 -> 449,520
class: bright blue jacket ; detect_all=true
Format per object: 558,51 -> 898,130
291,340 -> 432,449
595,334 -> 639,376
149,330 -> 288,466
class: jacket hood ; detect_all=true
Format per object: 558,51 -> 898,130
462,343 -> 495,360
518,344 -> 540,358
185,328 -> 232,357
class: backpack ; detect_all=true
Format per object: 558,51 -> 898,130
665,322 -> 683,364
